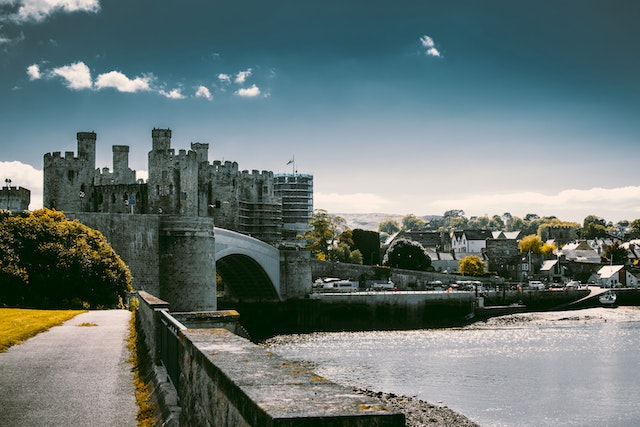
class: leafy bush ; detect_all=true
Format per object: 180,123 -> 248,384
0,209 -> 132,308
382,238 -> 431,271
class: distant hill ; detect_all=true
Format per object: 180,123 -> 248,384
336,213 -> 442,231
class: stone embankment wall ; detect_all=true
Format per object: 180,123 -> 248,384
311,259 -> 466,288
137,291 -> 405,427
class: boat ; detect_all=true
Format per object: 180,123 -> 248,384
599,290 -> 617,307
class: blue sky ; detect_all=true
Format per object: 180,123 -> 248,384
1,0 -> 639,224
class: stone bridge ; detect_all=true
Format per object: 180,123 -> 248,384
69,213 -> 311,312
214,227 -> 281,301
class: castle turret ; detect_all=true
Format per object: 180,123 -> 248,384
77,132 -> 96,164
43,131 -> 97,212
152,128 -> 172,151
191,142 -> 209,163
112,145 -> 129,173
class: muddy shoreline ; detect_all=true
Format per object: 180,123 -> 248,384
356,388 -> 480,427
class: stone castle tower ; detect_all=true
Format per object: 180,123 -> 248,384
43,128 -> 284,244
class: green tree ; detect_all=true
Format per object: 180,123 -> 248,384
509,216 -> 526,233
378,218 -> 400,235
630,219 -> 640,239
0,209 -> 132,308
459,255 -> 486,276
402,214 -> 427,231
382,238 -> 431,271
352,229 -> 381,265
580,215 -> 608,239
601,242 -> 629,265
305,209 -> 346,261
490,215 -> 505,230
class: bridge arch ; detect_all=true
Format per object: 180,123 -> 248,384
214,227 -> 281,301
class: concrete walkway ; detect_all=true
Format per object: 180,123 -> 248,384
0,310 -> 137,427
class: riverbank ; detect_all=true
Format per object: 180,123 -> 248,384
356,389 -> 480,427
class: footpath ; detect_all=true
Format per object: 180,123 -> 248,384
0,310 -> 137,427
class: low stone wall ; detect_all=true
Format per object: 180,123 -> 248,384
137,291 -> 405,426
311,259 -> 472,289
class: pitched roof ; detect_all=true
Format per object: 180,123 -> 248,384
597,265 -> 624,278
540,260 -> 558,272
463,229 -> 493,241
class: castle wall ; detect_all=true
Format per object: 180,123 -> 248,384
68,213 -> 217,309
0,186 -> 31,211
68,213 -> 162,295
210,160 -> 240,230
92,183 -> 148,214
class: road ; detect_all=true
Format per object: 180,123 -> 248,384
0,310 -> 137,427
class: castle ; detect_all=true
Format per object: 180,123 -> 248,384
43,128 -> 311,245
1,179 -> 30,212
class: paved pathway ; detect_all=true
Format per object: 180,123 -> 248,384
0,310 -> 137,427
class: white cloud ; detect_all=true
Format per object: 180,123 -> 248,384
234,69 -> 252,84
195,85 -> 212,100
426,47 -> 441,57
159,88 -> 185,99
26,63 -> 40,80
420,35 -> 435,48
4,0 -> 100,23
420,34 -> 441,57
0,161 -> 43,209
235,84 -> 260,97
94,70 -> 151,93
218,73 -> 231,84
51,61 -> 92,89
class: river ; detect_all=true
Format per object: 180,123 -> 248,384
263,307 -> 640,427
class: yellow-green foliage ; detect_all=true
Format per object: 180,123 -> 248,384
541,242 -> 557,256
0,308 -> 85,352
519,234 -> 544,254
127,310 -> 157,426
459,255 -> 486,276
0,208 -> 132,308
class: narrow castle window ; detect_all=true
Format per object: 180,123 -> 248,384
111,194 -> 116,203
67,170 -> 75,181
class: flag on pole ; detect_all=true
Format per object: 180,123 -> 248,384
286,158 -> 294,165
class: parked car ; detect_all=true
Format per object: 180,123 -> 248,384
564,280 -> 581,290
528,281 -> 545,290
371,280 -> 395,291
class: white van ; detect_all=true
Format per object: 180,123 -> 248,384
528,281 -> 545,290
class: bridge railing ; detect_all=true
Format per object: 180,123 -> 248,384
158,310 -> 186,393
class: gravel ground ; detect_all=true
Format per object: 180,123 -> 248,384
356,389 -> 481,427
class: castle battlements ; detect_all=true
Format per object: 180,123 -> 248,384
42,127 -> 307,245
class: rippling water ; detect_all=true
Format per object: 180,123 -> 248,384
263,307 -> 640,427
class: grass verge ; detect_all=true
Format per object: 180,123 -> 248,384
127,308 -> 158,427
0,308 -> 86,353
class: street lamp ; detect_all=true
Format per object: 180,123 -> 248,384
4,178 -> 11,210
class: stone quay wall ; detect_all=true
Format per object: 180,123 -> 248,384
310,259 -> 468,289
137,291 -> 405,427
